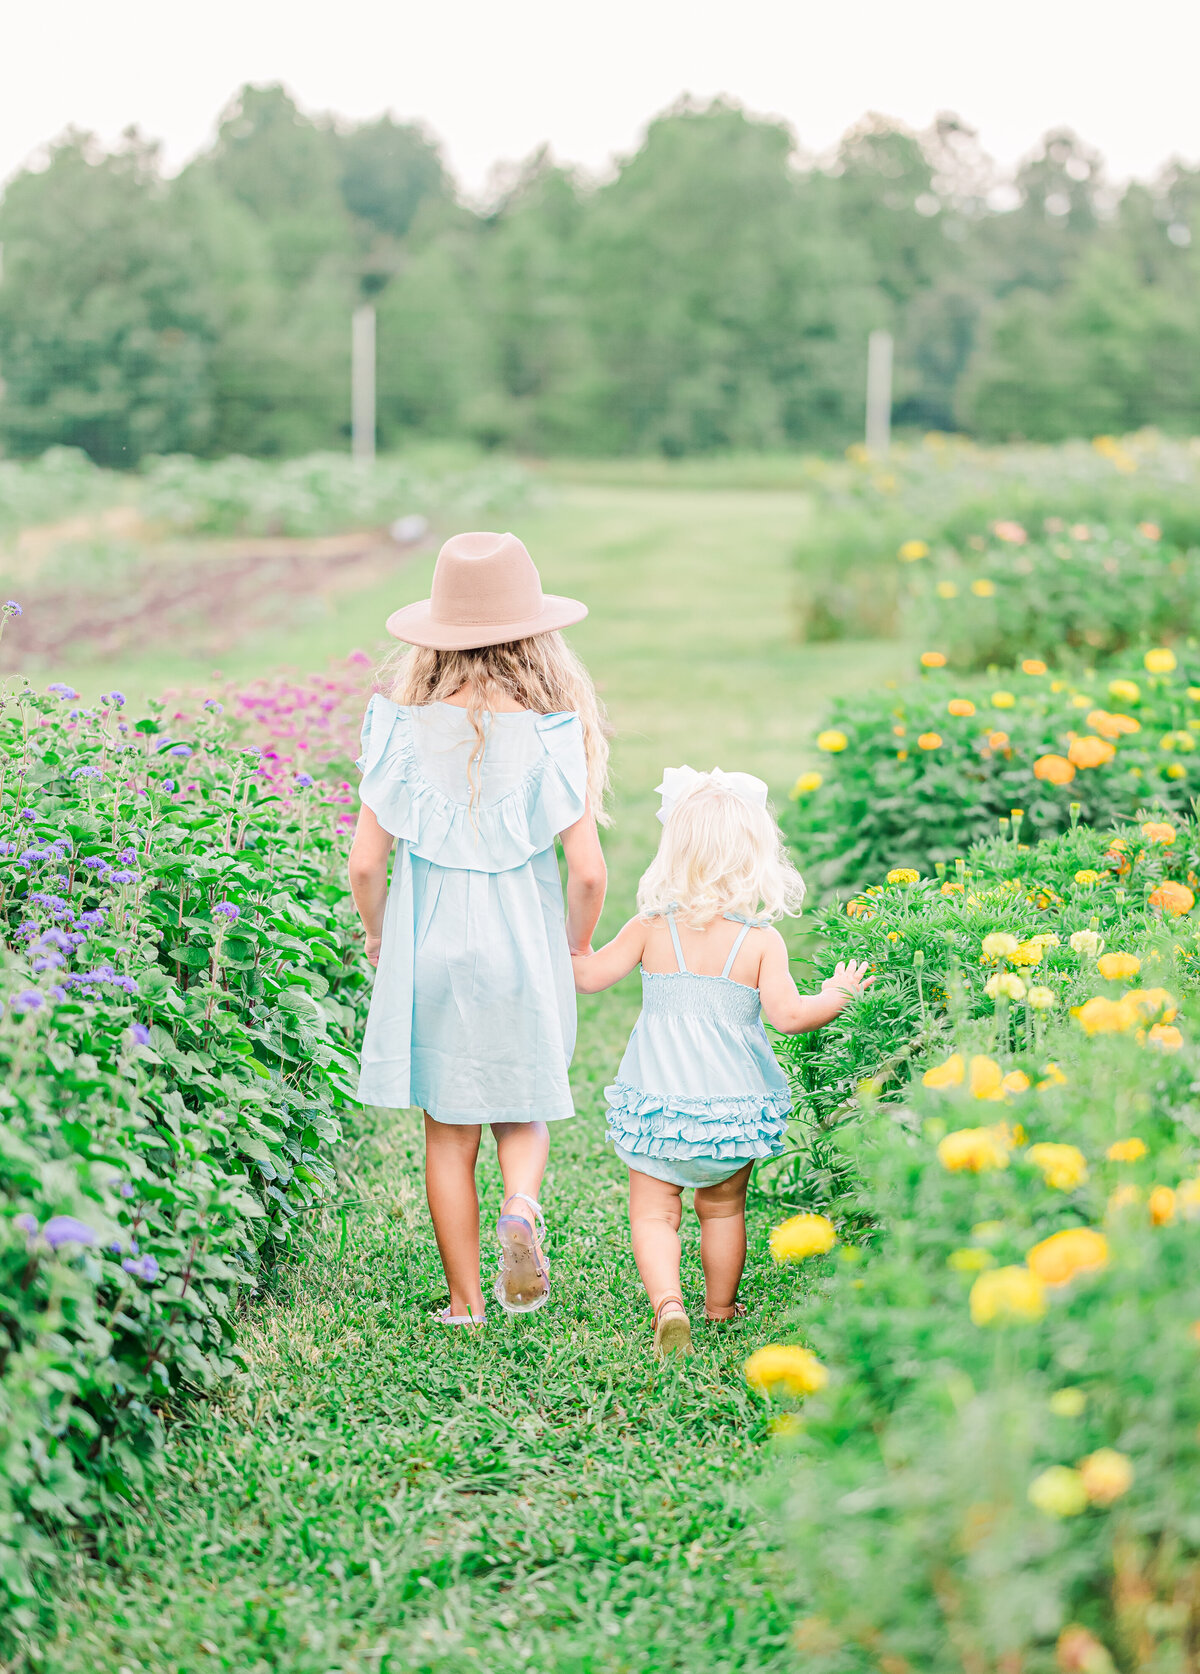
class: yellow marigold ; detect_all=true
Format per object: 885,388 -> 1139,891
1068,736 -> 1116,770
1124,987 -> 1178,1022
1108,678 -> 1140,704
987,729 -> 1010,750
1012,941 -> 1043,967
1034,753 -> 1075,785
816,729 -> 848,753
969,1055 -> 1005,1100
844,899 -> 875,920
1070,929 -> 1104,957
938,1125 -> 1011,1172
981,931 -> 1020,959
1097,952 -> 1141,981
1145,647 -> 1177,673
985,972 -> 1027,1001
1149,1185 -> 1177,1225
1022,658 -> 1048,676
1079,1448 -> 1134,1506
1147,1023 -> 1183,1051
1168,763 -> 1188,780
920,650 -> 947,668
991,691 -> 1015,709
935,580 -> 958,599
1149,880 -> 1195,916
1026,1227 -> 1108,1287
948,1246 -> 994,1272
1027,1142 -> 1088,1191
1106,1138 -> 1147,1162
1073,869 -> 1100,886
947,698 -> 975,716
1141,821 -> 1176,845
969,1264 -> 1046,1326
1002,1070 -> 1031,1094
941,880 -> 963,895
1029,1466 -> 1088,1518
790,771 -> 823,797
971,578 -> 996,597
770,1213 -> 837,1263
917,732 -> 942,750
886,867 -> 919,885
1048,1387 -> 1087,1417
744,1344 -> 828,1399
1028,985 -> 1056,1010
898,539 -> 929,561
1076,995 -> 1137,1035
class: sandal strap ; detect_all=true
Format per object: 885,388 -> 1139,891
654,1294 -> 687,1325
501,1192 -> 546,1243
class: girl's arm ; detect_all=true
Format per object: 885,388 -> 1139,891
757,928 -> 874,1034
572,917 -> 648,994
560,805 -> 607,955
348,804 -> 395,967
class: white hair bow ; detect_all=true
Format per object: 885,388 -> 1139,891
655,765 -> 770,825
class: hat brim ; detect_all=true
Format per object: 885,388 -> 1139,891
384,594 -> 588,649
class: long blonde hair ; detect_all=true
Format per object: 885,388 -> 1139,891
637,776 -> 805,928
382,632 -> 611,821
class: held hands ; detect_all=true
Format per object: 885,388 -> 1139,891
821,959 -> 875,1006
365,934 -> 382,969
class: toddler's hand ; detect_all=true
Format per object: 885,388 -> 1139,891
365,934 -> 382,968
822,959 -> 874,1002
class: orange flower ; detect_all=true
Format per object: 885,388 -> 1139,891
1026,1227 -> 1109,1288
1068,736 -> 1116,769
1149,1185 -> 1177,1226
1141,821 -> 1176,845
987,730 -> 1011,751
1147,1023 -> 1183,1052
920,651 -> 947,669
1149,880 -> 1195,917
917,732 -> 943,750
1087,709 -> 1140,740
947,699 -> 976,717
1022,658 -> 1048,676
1034,754 -> 1075,785
993,521 -> 1027,544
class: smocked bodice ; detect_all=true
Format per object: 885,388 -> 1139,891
640,968 -> 763,1026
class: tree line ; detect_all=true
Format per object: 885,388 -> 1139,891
0,84 -> 1197,466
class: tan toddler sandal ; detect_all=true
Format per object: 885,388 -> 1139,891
705,1301 -> 747,1323
494,1192 -> 551,1314
653,1294 -> 693,1356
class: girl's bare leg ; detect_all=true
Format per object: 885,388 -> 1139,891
491,1120 -> 550,1234
628,1169 -> 686,1313
693,1163 -> 754,1318
423,1113 -> 485,1318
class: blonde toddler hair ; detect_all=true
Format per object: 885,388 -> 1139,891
383,631 -> 611,821
637,774 -> 806,929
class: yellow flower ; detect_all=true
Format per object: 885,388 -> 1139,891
1108,678 -> 1140,704
1107,1183 -> 1142,1216
1026,1227 -> 1108,1287
816,729 -> 848,753
947,698 -> 975,717
1074,869 -> 1100,886
1048,1387 -> 1087,1417
1097,952 -> 1140,981
1168,763 -> 1188,779
917,732 -> 942,750
1123,987 -> 1178,1022
935,580 -> 958,599
1075,995 -> 1136,1035
987,729 -> 1010,751
886,867 -> 919,885
744,1344 -> 828,1398
1145,647 -> 1177,673
941,880 -> 964,895
991,690 -> 1015,709
1177,1177 -> 1200,1218
970,1264 -> 1046,1325
920,650 -> 947,668
1079,1448 -> 1134,1506
898,539 -> 929,561
1149,880 -> 1195,916
1141,821 -> 1176,845
1012,941 -> 1043,967
1022,658 -> 1048,676
1149,1185 -> 1177,1225
1001,1070 -> 1031,1095
981,932 -> 1020,959
971,577 -> 996,597
1147,1022 -> 1183,1052
790,771 -> 823,797
1027,1142 -> 1088,1191
1034,753 -> 1076,785
948,1246 -> 994,1272
1069,929 -> 1104,958
1068,736 -> 1116,769
1029,1466 -> 1088,1518
923,1052 -> 965,1088
770,1213 -> 837,1263
985,972 -> 1027,1002
1106,1138 -> 1147,1162
937,1125 -> 1011,1172
1028,985 -> 1056,1011
969,1055 -> 1005,1100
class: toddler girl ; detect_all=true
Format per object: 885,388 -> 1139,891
572,767 -> 872,1353
349,531 -> 609,1325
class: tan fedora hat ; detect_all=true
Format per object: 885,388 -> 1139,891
385,531 -> 588,650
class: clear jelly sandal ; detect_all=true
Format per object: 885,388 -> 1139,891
494,1193 -> 551,1315
653,1294 -> 693,1356
434,1307 -> 485,1327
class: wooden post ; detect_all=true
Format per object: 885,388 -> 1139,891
866,328 -> 893,456
352,304 -> 376,463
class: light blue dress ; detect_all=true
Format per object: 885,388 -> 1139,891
355,697 -> 587,1124
604,912 -> 793,1188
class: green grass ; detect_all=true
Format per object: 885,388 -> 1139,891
35,483 -> 912,1671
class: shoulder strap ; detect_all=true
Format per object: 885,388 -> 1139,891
665,910 -> 688,973
720,920 -> 754,980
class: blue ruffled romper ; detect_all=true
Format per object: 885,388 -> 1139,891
604,911 -> 793,1188
355,696 -> 587,1124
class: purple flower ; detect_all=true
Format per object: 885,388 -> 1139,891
43,1215 -> 97,1249
120,1181 -> 136,1198
70,766 -> 103,781
110,691 -> 125,708
32,953 -> 65,972
169,745 -> 193,759
122,1253 -> 159,1283
47,985 -> 67,1001
82,855 -> 108,872
10,991 -> 45,1013
213,901 -> 240,921
0,842 -> 16,857
47,683 -> 79,702
204,699 -> 224,712
295,773 -> 314,789
130,1023 -> 151,1046
108,1239 -> 124,1255
19,808 -> 35,822
107,870 -> 140,886
14,1212 -> 38,1236
4,601 -> 22,616
161,780 -> 175,794
116,847 -> 136,865
77,908 -> 107,929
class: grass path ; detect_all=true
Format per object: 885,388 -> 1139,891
42,486 -> 911,1672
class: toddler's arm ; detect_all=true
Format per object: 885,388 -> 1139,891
348,805 -> 395,967
758,928 -> 873,1034
572,917 -> 648,993
560,805 -> 607,955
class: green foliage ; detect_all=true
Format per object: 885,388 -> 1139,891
0,673 -> 369,1636
784,656 -> 1196,890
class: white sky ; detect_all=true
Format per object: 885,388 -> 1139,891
2,0 -> 1198,194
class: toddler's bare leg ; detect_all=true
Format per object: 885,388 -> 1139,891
491,1120 -> 550,1232
423,1113 -> 485,1318
693,1162 -> 754,1318
628,1169 -> 685,1313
